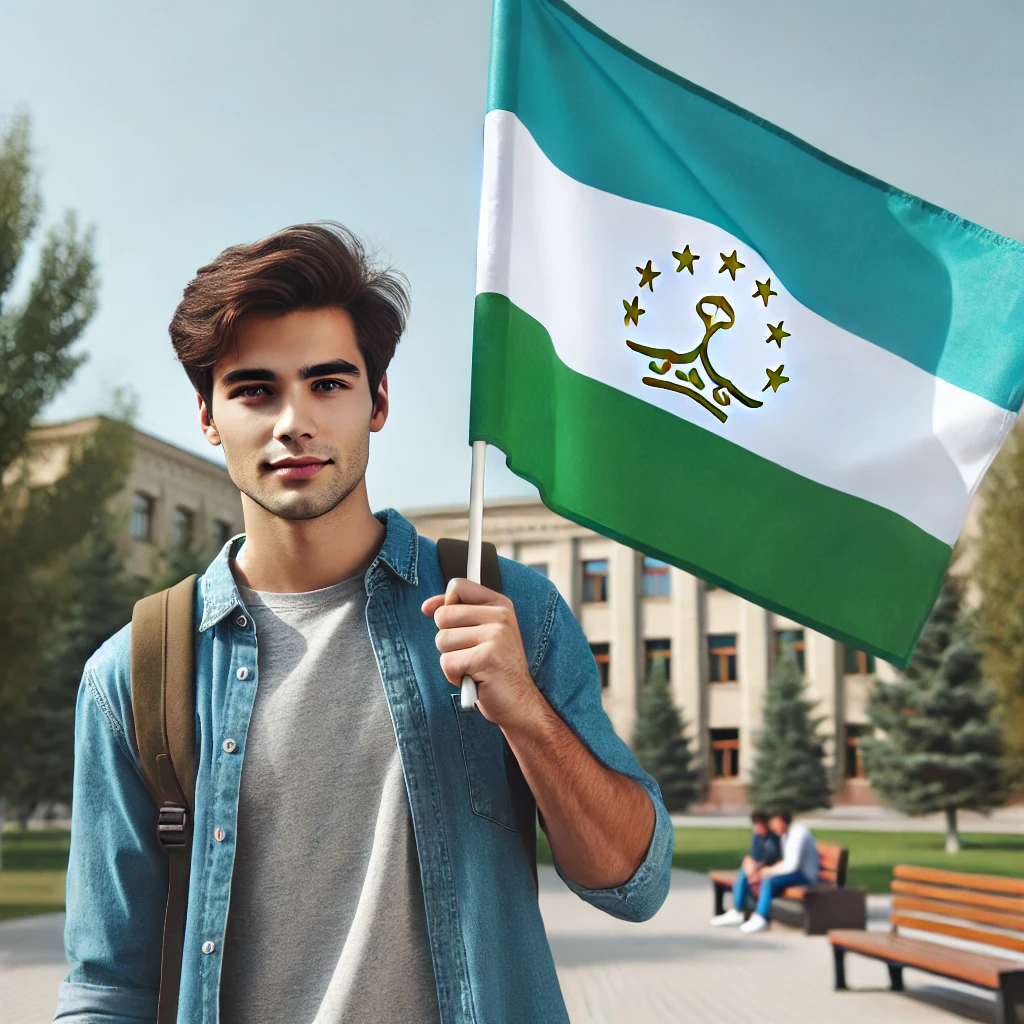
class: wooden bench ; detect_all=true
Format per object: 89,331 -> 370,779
710,840 -> 863,934
830,865 -> 1024,1024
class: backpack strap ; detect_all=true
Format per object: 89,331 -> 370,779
435,539 -> 539,896
130,574 -> 198,1024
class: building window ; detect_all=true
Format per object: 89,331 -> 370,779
582,559 -> 608,603
211,519 -> 234,548
708,634 -> 737,682
590,643 -> 610,688
172,506 -> 195,549
526,563 -> 548,578
775,628 -> 805,673
710,728 -> 740,779
844,646 -> 876,675
644,639 -> 671,683
642,557 -> 670,597
129,492 -> 155,542
845,724 -> 868,779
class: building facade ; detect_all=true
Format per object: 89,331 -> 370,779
407,497 -> 904,808
26,417 -> 243,580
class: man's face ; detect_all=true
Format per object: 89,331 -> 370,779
200,306 -> 387,521
769,815 -> 787,835
752,821 -> 767,837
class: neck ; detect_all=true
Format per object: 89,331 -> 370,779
231,478 -> 385,593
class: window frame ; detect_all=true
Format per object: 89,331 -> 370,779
643,638 -> 671,683
129,491 -> 156,543
590,642 -> 610,689
582,559 -> 609,603
710,727 -> 740,779
707,634 -> 738,683
641,556 -> 671,598
774,628 -> 806,674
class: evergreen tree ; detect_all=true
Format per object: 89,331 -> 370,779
632,657 -> 700,812
0,110 -> 132,810
152,531 -> 208,593
863,574 -> 1007,854
6,512 -> 142,818
976,423 -> 1024,782
748,645 -> 831,814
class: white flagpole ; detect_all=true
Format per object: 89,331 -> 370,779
460,440 -> 488,709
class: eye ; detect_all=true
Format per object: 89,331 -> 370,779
312,379 -> 347,393
229,385 -> 272,400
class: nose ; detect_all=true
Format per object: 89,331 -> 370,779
273,392 -> 317,445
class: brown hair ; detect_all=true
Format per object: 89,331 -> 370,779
169,222 -> 410,411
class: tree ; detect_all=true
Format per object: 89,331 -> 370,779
5,511 -> 142,820
0,110 -> 133,817
632,657 -> 700,812
976,423 -> 1024,783
748,645 -> 831,815
863,574 -> 1007,854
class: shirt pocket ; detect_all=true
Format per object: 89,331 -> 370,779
450,694 -> 519,832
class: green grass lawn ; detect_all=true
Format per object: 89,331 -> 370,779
0,829 -> 69,922
540,827 -> 1024,894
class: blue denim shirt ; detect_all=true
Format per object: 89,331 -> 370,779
55,509 -> 673,1024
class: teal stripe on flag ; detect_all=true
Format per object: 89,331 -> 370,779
486,0 -> 1024,412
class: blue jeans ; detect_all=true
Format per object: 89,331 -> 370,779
733,870 -> 809,919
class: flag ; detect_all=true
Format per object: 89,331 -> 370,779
470,0 -> 1024,666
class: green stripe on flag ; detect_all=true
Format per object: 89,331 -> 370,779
486,0 -> 1024,412
471,292 -> 951,666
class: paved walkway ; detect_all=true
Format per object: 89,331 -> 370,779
0,869 -> 999,1023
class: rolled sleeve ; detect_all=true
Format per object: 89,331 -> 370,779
531,588 -> 674,922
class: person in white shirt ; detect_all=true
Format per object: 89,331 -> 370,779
710,810 -> 819,934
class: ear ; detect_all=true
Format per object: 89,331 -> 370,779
370,373 -> 389,434
199,393 -> 221,446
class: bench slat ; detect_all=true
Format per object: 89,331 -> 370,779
829,930 -> 1023,990
892,879 -> 1024,915
893,896 -> 1024,935
894,864 -> 1024,897
891,914 -> 1024,955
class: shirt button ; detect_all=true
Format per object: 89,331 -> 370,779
236,666 -> 249,680
214,827 -> 226,842
235,614 -> 248,628
201,941 -> 215,955
222,739 -> 237,753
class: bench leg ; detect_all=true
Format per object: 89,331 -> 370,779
833,946 -> 847,991
998,975 -> 1022,1024
887,964 -> 904,992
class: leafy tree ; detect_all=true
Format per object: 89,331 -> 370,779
5,511 -> 142,820
632,656 -> 700,812
976,424 -> 1024,782
748,645 -> 831,815
863,574 -> 1007,854
0,110 -> 132,818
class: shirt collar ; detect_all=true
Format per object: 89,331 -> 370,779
198,508 -> 419,633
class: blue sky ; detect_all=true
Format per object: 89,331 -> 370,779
2,0 -> 1021,513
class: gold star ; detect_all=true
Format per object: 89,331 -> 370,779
719,250 -> 746,280
753,278 -> 777,306
623,295 -> 645,327
765,321 -> 790,348
762,365 -> 790,393
636,260 -> 661,292
672,246 -> 699,274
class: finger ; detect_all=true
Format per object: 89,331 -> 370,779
433,603 -> 508,630
444,577 -> 511,608
421,593 -> 447,616
439,649 -> 478,686
435,624 -> 495,654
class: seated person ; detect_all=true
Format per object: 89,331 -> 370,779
710,810 -> 819,933
740,810 -> 780,882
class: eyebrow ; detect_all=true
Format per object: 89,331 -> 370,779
220,360 -> 361,387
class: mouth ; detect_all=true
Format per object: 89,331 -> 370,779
266,457 -> 333,481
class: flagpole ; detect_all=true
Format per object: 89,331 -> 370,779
460,440 -> 488,709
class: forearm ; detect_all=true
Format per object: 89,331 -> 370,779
501,689 -> 656,890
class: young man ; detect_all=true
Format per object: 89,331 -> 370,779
54,223 -> 673,1024
709,810 -> 779,928
712,810 -> 818,934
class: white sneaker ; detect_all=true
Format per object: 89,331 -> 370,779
739,913 -> 768,934
709,908 -> 745,927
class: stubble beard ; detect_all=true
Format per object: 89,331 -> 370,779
225,436 -> 369,522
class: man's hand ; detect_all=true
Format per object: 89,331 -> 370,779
421,578 -> 540,728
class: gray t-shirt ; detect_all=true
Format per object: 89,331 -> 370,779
219,574 -> 439,1024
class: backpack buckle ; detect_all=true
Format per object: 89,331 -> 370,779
157,805 -> 189,849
